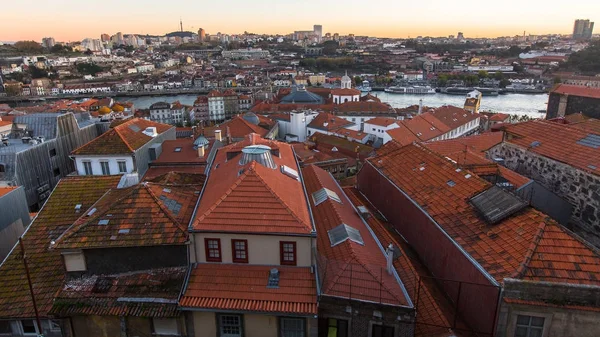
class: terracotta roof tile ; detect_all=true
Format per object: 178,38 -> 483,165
0,176 -> 121,318
50,267 -> 186,318
192,134 -> 312,235
367,143 -> 600,284
307,112 -> 354,131
503,120 -> 600,175
551,84 -> 600,99
180,264 -> 317,315
52,181 -> 199,249
72,118 -> 173,155
303,165 -> 410,307
365,117 -> 398,127
204,116 -> 268,139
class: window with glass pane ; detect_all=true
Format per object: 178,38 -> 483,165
372,324 -> 394,337
100,161 -> 110,175
20,320 -> 36,334
280,241 -> 296,266
117,161 -> 127,173
205,238 -> 221,262
320,318 -> 348,337
515,315 -> 544,337
281,318 -> 305,337
219,315 -> 242,337
83,161 -> 92,175
232,239 -> 248,263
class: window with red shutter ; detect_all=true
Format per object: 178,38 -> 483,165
205,238 -> 222,262
280,241 -> 296,266
232,239 -> 248,263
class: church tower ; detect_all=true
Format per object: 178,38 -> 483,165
341,71 -> 352,89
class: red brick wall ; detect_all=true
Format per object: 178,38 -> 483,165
357,163 -> 499,335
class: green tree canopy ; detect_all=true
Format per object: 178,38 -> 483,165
14,41 -> 43,53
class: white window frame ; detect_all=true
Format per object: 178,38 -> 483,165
83,161 -> 93,175
100,161 -> 110,175
218,314 -> 243,337
117,160 -> 127,173
62,251 -> 87,272
18,319 -> 39,336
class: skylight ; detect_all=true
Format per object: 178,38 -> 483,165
98,219 -> 109,225
447,180 -> 456,187
328,224 -> 364,247
577,134 -> 600,149
128,125 -> 141,132
470,186 -> 528,224
312,187 -> 342,206
174,147 -> 182,152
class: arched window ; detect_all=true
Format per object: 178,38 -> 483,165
344,98 -> 348,103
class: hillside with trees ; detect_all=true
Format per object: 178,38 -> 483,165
562,41 -> 600,74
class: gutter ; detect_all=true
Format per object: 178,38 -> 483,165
366,160 -> 500,287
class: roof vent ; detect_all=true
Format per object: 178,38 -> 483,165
280,165 -> 299,180
447,180 -> 456,187
86,208 -> 97,217
74,204 -> 82,213
312,187 -> 341,206
163,188 -> 171,193
357,205 -> 371,219
267,268 -> 280,288
328,223 -> 364,247
142,127 -> 158,137
530,141 -> 541,148
239,145 -> 276,169
470,186 -> 528,224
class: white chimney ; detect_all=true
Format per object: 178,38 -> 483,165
215,130 -> 222,142
418,99 -> 423,115
197,145 -> 205,158
385,243 -> 394,275
142,127 -> 158,137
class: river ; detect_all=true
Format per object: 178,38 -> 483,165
115,92 -> 549,118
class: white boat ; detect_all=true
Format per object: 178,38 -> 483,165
358,80 -> 372,92
385,85 -> 436,94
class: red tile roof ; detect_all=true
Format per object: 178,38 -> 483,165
180,264 -> 317,315
426,132 -> 504,153
0,186 -> 18,198
359,93 -> 381,103
343,187 -> 467,337
551,84 -> 600,99
153,138 -> 210,164
365,117 -> 398,128
204,115 -> 269,139
192,134 -> 312,235
307,112 -> 354,131
50,267 -> 186,318
302,165 -> 410,307
309,133 -> 375,159
367,143 -> 600,285
143,166 -> 207,181
0,176 -> 121,318
52,181 -> 198,249
503,120 -> 600,175
334,101 -> 395,114
72,118 -> 173,155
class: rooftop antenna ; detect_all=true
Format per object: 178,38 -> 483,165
180,17 -> 183,32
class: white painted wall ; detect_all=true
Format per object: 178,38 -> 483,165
74,155 -> 134,175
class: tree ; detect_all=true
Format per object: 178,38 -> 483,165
4,86 -> 21,97
29,66 -> 48,79
14,41 -> 43,53
499,79 -> 511,88
84,49 -> 93,55
478,70 -> 489,79
437,74 -> 449,86
354,76 -> 363,85
493,72 -> 504,80
553,76 -> 562,84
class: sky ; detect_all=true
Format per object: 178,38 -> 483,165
1,0 -> 599,42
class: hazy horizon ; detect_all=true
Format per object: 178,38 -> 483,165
0,0 -> 598,42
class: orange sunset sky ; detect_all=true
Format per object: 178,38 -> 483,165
1,0 -> 598,42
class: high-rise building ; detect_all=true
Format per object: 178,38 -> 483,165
313,24 -> 322,41
573,19 -> 594,39
42,37 -> 55,49
116,32 -> 124,45
100,34 -> 110,42
457,32 -> 465,41
198,28 -> 206,42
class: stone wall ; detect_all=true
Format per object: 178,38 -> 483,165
547,92 -> 600,120
317,296 -> 415,337
496,278 -> 600,337
488,143 -> 600,246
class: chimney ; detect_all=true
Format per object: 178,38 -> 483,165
418,99 -> 423,114
192,126 -> 199,139
385,243 -> 394,275
197,145 -> 205,158
226,126 -> 232,145
215,129 -> 222,142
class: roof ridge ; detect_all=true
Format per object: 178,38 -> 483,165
511,219 -> 547,279
195,162 -> 252,223
113,122 -> 136,153
252,164 -> 310,230
144,183 -> 190,238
